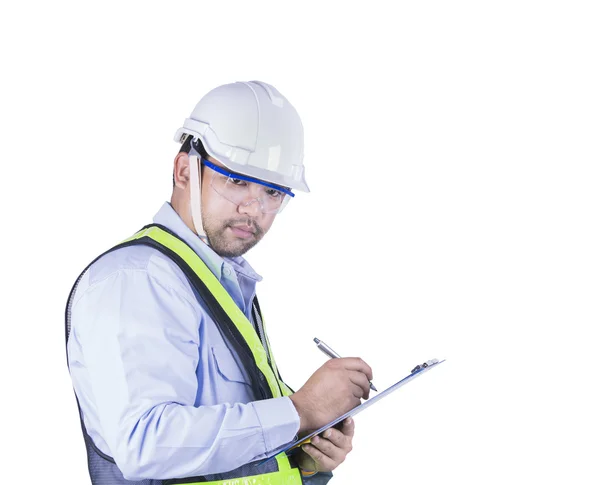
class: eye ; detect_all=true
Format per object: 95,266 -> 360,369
265,188 -> 284,199
229,178 -> 247,186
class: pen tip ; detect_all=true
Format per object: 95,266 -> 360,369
313,337 -> 320,344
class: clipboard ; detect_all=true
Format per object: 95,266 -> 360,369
257,358 -> 445,466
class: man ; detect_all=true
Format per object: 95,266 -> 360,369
66,81 -> 374,484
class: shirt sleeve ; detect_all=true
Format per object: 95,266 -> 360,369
68,266 -> 300,480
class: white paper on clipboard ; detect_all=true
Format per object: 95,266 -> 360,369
257,358 -> 445,467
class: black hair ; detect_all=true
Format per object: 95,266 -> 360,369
173,135 -> 209,187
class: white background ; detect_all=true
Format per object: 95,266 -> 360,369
1,1 -> 598,483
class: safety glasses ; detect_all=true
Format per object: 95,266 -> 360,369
202,159 -> 294,214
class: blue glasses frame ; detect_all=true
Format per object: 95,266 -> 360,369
201,159 -> 295,198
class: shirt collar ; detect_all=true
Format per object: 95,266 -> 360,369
152,202 -> 262,284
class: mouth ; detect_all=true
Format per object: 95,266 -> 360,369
228,225 -> 256,239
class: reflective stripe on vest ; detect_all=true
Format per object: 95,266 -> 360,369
180,454 -> 301,485
262,314 -> 295,397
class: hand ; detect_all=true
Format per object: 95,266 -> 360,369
290,357 -> 373,433
295,417 -> 355,473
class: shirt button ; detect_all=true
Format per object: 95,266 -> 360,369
223,267 -> 232,277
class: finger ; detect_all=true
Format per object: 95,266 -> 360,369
338,357 -> 373,381
350,382 -> 365,400
321,427 -> 349,449
348,370 -> 371,399
302,443 -> 338,470
310,435 -> 345,462
342,417 -> 355,439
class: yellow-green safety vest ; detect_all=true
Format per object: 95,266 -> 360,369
66,224 -> 304,485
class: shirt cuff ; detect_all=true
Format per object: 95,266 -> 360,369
251,396 -> 300,453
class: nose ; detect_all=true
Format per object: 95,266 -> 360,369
238,197 -> 263,217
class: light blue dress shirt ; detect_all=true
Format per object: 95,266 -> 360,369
67,202 -> 303,481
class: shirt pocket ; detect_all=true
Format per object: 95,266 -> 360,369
211,345 -> 252,386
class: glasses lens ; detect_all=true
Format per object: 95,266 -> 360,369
210,171 -> 288,214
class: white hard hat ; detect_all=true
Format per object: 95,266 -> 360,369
174,80 -> 309,192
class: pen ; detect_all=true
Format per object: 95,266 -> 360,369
313,337 -> 378,392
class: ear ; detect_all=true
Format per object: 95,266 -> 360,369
173,152 -> 191,189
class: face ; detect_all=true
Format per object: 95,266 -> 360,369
200,160 -> 278,258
